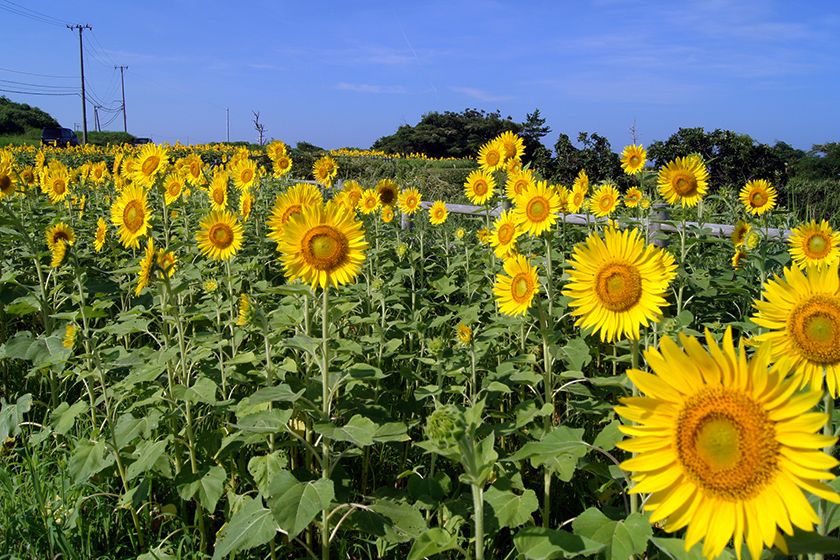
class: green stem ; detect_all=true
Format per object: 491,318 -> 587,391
321,287 -> 331,560
544,234 -> 554,317
629,339 -> 641,515
471,483 -> 485,560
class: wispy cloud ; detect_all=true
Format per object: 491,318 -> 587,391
450,86 -> 511,102
336,82 -> 407,94
278,44 -> 443,66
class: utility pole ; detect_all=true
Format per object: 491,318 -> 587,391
226,107 -> 230,142
115,65 -> 128,132
93,105 -> 100,132
67,24 -> 92,144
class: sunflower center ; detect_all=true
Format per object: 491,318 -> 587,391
380,188 -> 396,205
141,156 -> 160,176
676,387 -> 778,500
241,169 -> 254,183
672,173 -> 698,196
486,151 -> 500,166
0,174 -> 12,193
595,262 -> 642,312
278,157 -> 290,170
498,223 -> 515,245
53,180 -> 66,195
599,195 -> 614,211
526,196 -> 549,222
190,162 -> 200,177
209,223 -> 234,249
301,225 -> 348,271
213,187 -> 225,205
123,200 -> 145,232
788,296 -> 840,364
629,155 -> 640,166
168,182 -> 181,196
473,180 -> 488,196
750,191 -> 766,207
805,233 -> 830,258
511,273 -> 533,303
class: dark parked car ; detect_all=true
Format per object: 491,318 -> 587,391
41,127 -> 79,147
132,137 -> 152,145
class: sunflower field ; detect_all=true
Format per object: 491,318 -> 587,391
1,135 -> 839,560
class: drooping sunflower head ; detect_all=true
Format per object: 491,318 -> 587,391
752,262 -> 840,396
512,180 -> 560,237
429,200 -> 448,225
490,209 -> 522,259
110,184 -> 152,249
624,186 -> 643,208
240,190 -> 254,221
375,179 -> 399,207
208,170 -> 229,210
657,155 -> 709,207
617,328 -> 840,560
237,293 -> 253,326
563,228 -> 675,342
397,187 -> 422,215
135,237 -> 156,296
63,324 -> 76,350
358,188 -> 381,215
476,227 -> 492,245
505,168 -> 535,200
196,209 -> 245,261
731,249 -> 748,270
493,254 -> 540,316
477,139 -> 505,172
94,217 -> 107,252
554,185 -> 571,213
312,155 -> 338,187
495,130 -> 525,162
131,143 -> 169,187
572,169 -> 589,195
789,220 -> 840,269
620,144 -> 646,175
464,169 -> 496,205
456,323 -> 472,346
46,222 -> 75,250
50,240 -> 67,268
731,220 -> 752,247
740,179 -> 777,216
381,205 -> 395,223
590,183 -> 620,217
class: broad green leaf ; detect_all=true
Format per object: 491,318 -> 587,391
248,451 -> 288,495
368,498 -> 428,543
315,414 -> 378,447
178,466 -> 226,512
561,337 -> 591,371
514,527 -> 605,560
508,426 -> 587,481
183,376 -> 218,404
69,439 -> 114,483
212,495 -> 277,559
266,470 -> 334,539
484,485 -> 539,530
651,538 -> 709,560
0,393 -> 32,440
137,546 -> 176,560
785,528 -> 840,555
407,528 -> 459,560
126,439 -> 169,481
50,401 -> 88,435
373,421 -> 410,443
592,420 -> 623,451
235,409 -> 293,433
573,509 -> 651,560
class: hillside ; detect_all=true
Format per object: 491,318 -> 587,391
0,96 -> 60,135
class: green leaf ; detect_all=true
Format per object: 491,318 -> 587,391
484,485 -> 539,530
178,466 -> 226,511
69,439 -> 114,483
573,509 -> 651,560
247,451 -> 288,495
183,376 -> 218,404
315,414 -> 378,447
592,420 -> 623,452
137,546 -> 177,560
561,337 -> 591,371
235,409 -> 293,433
650,538 -> 708,560
126,439 -> 169,481
508,426 -> 587,481
373,421 -> 410,443
266,470 -> 334,539
368,498 -> 428,543
514,527 -> 605,559
0,393 -> 32,440
50,401 -> 88,435
406,528 -> 459,560
212,495 -> 277,559
784,528 -> 840,555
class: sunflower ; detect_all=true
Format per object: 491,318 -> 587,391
398,187 -> 422,215
208,171 -> 229,210
555,185 -> 571,213
156,247 -> 176,279
135,238 -> 156,296
376,179 -> 399,207
240,190 -> 254,221
50,240 -> 67,268
455,227 -> 466,240
41,161 -> 71,204
94,217 -> 107,252
616,328 -> 840,560
731,249 -> 748,270
572,169 -> 589,195
624,186 -> 643,208
740,179 -> 777,216
590,183 -> 620,217
0,151 -> 16,198
490,209 -> 522,258
266,182 -> 323,244
464,170 -> 495,205
657,155 -> 709,207
505,168 -> 535,200
620,144 -> 646,175
381,205 -> 395,223
789,220 -> 840,269
568,188 -> 586,213
359,188 -> 381,215
46,223 -> 75,250
496,131 -> 525,162
563,228 -> 676,342
266,140 -> 288,161
477,140 -> 504,172
477,227 -> 492,245
429,200 -> 448,225
131,143 -> 168,187
89,161 -> 108,184
237,293 -> 252,326
231,158 -> 258,190
183,154 -> 205,186
19,166 -> 36,189
493,254 -> 539,316
196,210 -> 244,261
456,323 -> 473,345
110,185 -> 152,249
272,155 -> 293,178
513,180 -> 560,237
731,220 -> 752,247
312,155 -> 338,187
63,324 -> 76,350
342,180 -> 363,207
163,173 -> 185,205
276,202 -> 368,289
752,263 -> 840,396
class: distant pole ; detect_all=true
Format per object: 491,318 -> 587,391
226,107 -> 230,142
68,24 -> 92,144
115,65 -> 128,132
93,105 -> 100,132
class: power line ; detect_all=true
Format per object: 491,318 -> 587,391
0,0 -> 68,27
0,66 -> 75,79
0,78 -> 77,91
89,30 -> 117,66
0,88 -> 78,97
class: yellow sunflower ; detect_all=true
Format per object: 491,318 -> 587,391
563,228 -> 676,342
135,238 -> 156,296
376,179 -> 399,207
231,158 -> 258,190
277,201 -> 368,290
89,161 -> 108,184
496,131 -> 525,162
46,222 -> 75,250
555,185 -> 571,213
429,200 -> 448,225
493,254 -> 540,316
183,154 -> 206,187
359,188 -> 381,215
63,324 -> 76,349
50,240 -> 67,268
208,170 -> 229,210
0,151 -> 17,198
267,182 -> 324,245
272,154 -> 293,178
731,249 -> 748,270
513,180 -> 560,237
237,293 -> 253,326
620,144 -> 646,175
156,247 -> 176,279
477,227 -> 492,245
617,328 -> 840,560
94,217 -> 107,252
477,139 -> 505,172
731,220 -> 752,247
657,155 -> 709,207
312,155 -> 338,187
740,179 -> 777,216
131,143 -> 169,187
266,140 -> 288,161
624,186 -> 643,208
342,180 -> 363,208
490,209 -> 522,258
456,323 -> 473,345
381,205 -> 395,223
196,210 -> 244,261
568,188 -> 586,213
163,173 -> 185,206
41,161 -> 71,204
572,169 -> 589,195
240,190 -> 254,221
398,187 -> 422,215
590,183 -> 620,217
789,220 -> 840,269
505,168 -> 535,200
110,185 -> 152,249
464,170 -> 495,205
752,262 -> 840,396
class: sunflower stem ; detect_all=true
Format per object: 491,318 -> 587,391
471,482 -> 485,560
321,286 -> 331,560
538,300 -> 554,527
629,338 -> 640,516
544,234 -> 554,317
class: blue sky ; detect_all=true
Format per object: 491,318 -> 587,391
3,0 -> 839,150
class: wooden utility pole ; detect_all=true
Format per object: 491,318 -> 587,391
68,24 -> 92,144
115,65 -> 128,132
